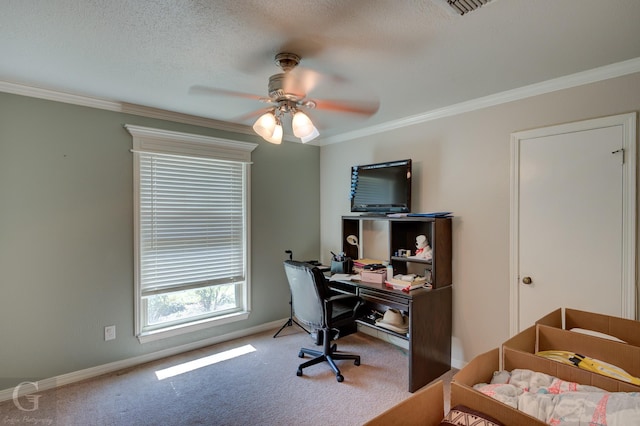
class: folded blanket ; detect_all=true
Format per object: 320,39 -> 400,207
473,368 -> 640,425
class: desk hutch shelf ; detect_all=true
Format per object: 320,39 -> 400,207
342,215 -> 452,288
340,215 -> 453,392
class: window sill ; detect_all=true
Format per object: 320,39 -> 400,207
137,311 -> 250,344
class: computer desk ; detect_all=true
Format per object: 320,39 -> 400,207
328,275 -> 452,393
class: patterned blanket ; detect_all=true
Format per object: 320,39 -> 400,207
473,369 -> 640,425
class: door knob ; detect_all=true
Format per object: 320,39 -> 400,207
522,276 -> 532,285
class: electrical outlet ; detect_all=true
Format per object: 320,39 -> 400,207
104,325 -> 116,341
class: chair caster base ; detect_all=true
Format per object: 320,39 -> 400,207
294,332 -> 360,383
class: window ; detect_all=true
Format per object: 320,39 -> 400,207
126,125 -> 257,342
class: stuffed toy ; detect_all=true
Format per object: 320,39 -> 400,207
414,234 -> 432,260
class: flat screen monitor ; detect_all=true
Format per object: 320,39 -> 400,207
350,159 -> 412,214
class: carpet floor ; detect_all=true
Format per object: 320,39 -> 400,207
0,326 -> 454,425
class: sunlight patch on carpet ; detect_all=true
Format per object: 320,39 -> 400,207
155,344 -> 256,380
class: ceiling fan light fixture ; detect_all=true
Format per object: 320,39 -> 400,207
265,122 -> 283,144
300,126 -> 319,143
253,111 -> 277,139
253,108 -> 317,144
292,110 -> 316,138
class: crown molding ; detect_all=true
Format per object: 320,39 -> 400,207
321,57 -> 640,145
2,57 -> 639,145
0,80 -> 255,136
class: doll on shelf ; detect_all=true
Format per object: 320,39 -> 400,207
413,234 -> 432,261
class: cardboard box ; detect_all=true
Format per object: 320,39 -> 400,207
453,337 -> 640,425
366,374 -> 522,426
452,348 -> 545,425
503,324 -> 640,392
367,356 -> 540,426
364,380 -> 444,426
367,309 -> 640,425
537,308 -> 640,347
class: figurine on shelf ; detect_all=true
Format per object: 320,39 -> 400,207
413,234 -> 432,260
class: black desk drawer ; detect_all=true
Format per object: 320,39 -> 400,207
329,280 -> 357,295
358,287 -> 409,311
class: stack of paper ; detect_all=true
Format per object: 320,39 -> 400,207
385,275 -> 427,291
353,258 -> 384,267
353,258 -> 384,272
329,273 -> 360,282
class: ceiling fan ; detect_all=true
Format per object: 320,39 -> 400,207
191,52 -> 379,144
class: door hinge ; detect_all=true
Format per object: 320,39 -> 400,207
612,148 -> 625,164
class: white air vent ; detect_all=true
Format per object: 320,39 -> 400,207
446,0 -> 491,15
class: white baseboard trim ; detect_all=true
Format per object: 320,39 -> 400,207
0,318 -> 287,403
451,357 -> 466,371
1,319 -> 465,403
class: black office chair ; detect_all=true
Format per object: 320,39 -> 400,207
283,260 -> 364,382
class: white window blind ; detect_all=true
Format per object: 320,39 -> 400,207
139,153 -> 245,296
126,124 -> 257,342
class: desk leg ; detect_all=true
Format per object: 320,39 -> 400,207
408,286 -> 452,392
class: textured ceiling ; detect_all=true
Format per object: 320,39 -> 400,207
2,0 -> 640,142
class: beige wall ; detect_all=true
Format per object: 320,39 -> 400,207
319,72 -> 640,366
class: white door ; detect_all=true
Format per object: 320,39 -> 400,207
510,113 -> 636,333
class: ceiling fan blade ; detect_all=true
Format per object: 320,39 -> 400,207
189,85 -> 266,101
282,68 -> 321,97
312,98 -> 380,116
232,107 -> 274,124
284,66 -> 349,97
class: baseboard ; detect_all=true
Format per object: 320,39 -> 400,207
451,357 -> 466,370
0,318 -> 286,403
